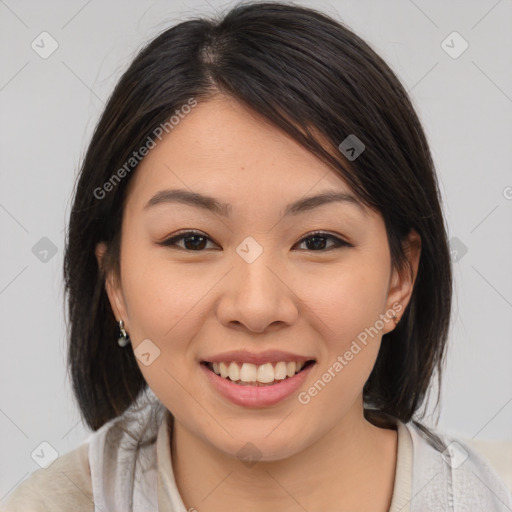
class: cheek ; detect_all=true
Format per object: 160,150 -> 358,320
119,246 -> 210,410
295,251 -> 390,402
300,253 -> 391,343
120,236 -> 208,340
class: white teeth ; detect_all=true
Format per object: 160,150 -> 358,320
257,363 -> 275,383
219,362 -> 229,378
228,361 -> 240,381
286,361 -> 297,377
240,363 -> 258,382
208,360 -> 310,384
274,361 -> 287,380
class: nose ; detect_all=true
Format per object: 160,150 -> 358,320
215,247 -> 299,334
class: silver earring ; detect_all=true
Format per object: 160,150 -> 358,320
118,320 -> 131,347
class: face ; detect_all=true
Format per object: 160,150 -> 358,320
97,95 -> 420,462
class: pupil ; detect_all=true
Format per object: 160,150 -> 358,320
185,235 -> 206,250
307,236 -> 326,250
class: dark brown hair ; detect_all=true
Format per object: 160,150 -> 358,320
64,0 -> 452,432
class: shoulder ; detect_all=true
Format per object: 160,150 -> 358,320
404,421 -> 512,510
1,442 -> 93,512
1,391 -> 167,512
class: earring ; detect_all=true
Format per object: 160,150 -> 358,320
117,319 -> 131,347
391,312 -> 400,325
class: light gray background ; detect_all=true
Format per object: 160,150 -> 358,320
1,0 -> 511,500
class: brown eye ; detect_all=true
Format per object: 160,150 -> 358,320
157,230 -> 351,252
294,231 -> 351,251
158,230 -> 217,251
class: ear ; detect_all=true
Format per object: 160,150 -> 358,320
381,229 -> 421,335
95,242 -> 129,326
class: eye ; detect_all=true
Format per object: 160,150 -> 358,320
157,230 -> 218,251
158,230 -> 351,252
293,231 -> 351,252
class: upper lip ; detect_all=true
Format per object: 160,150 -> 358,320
201,350 -> 315,366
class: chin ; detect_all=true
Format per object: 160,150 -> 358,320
208,428 -> 310,464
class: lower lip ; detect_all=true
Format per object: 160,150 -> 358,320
200,362 -> 315,408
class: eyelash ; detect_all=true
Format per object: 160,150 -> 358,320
157,230 -> 352,252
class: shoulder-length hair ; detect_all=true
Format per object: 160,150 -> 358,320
64,0 -> 452,432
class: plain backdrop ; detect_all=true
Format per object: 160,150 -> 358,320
1,0 -> 511,500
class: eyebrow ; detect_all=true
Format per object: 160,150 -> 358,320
143,188 -> 366,217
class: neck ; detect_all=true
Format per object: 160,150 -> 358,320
170,402 -> 398,512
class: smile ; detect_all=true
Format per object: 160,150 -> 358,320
200,359 -> 317,407
202,360 -> 315,386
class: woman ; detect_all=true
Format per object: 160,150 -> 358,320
3,2 -> 511,511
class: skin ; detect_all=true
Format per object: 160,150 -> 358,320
97,94 -> 421,511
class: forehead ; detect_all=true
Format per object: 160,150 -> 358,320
124,95 -> 358,213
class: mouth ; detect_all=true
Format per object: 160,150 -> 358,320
200,359 -> 316,387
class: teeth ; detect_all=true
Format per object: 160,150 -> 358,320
274,361 -> 287,380
257,363 -> 275,383
228,362 -> 240,381
219,362 -> 229,378
208,360 -> 309,384
240,362 -> 257,382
